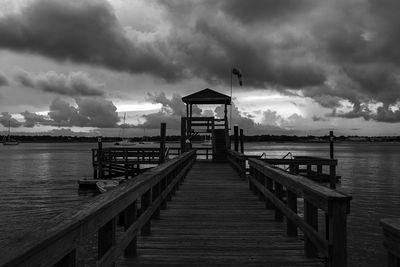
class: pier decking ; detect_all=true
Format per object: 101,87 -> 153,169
118,161 -> 323,266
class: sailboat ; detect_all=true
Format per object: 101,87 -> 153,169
2,120 -> 19,146
114,113 -> 136,146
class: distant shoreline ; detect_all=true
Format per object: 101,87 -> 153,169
3,136 -> 400,144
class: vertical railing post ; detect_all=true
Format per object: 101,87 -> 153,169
54,250 -> 76,267
329,130 -> 334,159
141,189 -> 152,236
286,190 -> 298,236
304,199 -> 318,258
160,123 -> 166,164
161,177 -> 168,209
257,170 -> 265,201
328,200 -> 349,267
329,164 -> 336,189
180,117 -> 186,154
124,149 -> 128,179
124,201 -> 137,258
265,177 -> 274,210
98,218 -> 116,260
249,166 -> 255,192
152,183 -> 161,220
240,155 -> 246,180
274,182 -> 284,221
98,136 -> 103,179
234,125 -> 239,152
240,128 -> 244,154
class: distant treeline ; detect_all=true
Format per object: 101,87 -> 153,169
5,134 -> 400,143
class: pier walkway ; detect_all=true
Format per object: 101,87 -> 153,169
118,162 -> 323,267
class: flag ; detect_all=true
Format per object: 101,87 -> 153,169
232,68 -> 243,86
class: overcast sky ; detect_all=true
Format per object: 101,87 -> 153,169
0,0 -> 399,137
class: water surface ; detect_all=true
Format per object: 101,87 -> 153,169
0,142 -> 399,267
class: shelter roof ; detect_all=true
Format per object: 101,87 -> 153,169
182,88 -> 231,105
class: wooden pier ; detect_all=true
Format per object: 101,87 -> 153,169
0,149 -> 353,267
118,161 -> 323,267
0,89 -> 362,267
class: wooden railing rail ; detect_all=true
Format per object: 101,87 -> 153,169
227,150 -> 246,179
0,150 -> 196,267
227,149 -> 351,267
248,158 -> 351,267
261,157 -> 338,188
380,218 -> 400,267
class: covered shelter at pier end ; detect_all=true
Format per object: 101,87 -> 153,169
181,88 -> 231,161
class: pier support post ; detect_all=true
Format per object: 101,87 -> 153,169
152,183 -> 161,219
274,182 -> 284,221
180,117 -> 187,154
124,201 -> 137,258
98,136 -> 103,179
54,249 -> 76,267
240,128 -> 244,154
286,190 -> 298,236
304,200 -> 318,258
329,131 -> 334,159
98,218 -> 116,260
234,125 -> 239,152
141,189 -> 152,236
265,177 -> 274,210
160,123 -> 166,164
328,201 -> 348,267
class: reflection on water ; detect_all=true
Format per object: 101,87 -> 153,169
246,142 -> 400,267
0,142 -> 399,267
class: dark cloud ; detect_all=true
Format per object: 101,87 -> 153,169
220,0 -> 314,24
21,111 -> 52,127
147,92 -> 202,116
0,72 -> 8,86
48,97 -> 120,128
312,115 -> 326,122
14,69 -> 105,97
0,112 -> 22,128
6,97 -> 120,128
334,104 -> 400,123
0,0 -> 182,81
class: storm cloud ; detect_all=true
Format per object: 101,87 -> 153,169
1,0 -> 400,125
14,69 -> 105,97
15,97 -> 120,128
48,97 -> 119,128
0,72 -> 8,87
0,0 -> 182,81
0,112 -> 22,128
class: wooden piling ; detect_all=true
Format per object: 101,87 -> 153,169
124,201 -> 137,258
160,123 -> 166,164
234,125 -> 239,152
180,117 -> 186,154
330,131 -> 334,159
98,136 -> 103,179
240,128 -> 244,154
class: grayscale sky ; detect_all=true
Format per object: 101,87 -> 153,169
0,0 -> 399,136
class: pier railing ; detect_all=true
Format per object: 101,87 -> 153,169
380,218 -> 400,267
227,149 -> 352,267
0,150 -> 196,267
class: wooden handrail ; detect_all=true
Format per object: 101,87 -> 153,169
0,150 -> 196,267
227,149 -> 352,267
380,218 -> 400,267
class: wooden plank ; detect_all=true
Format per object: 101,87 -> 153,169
117,162 -> 323,267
